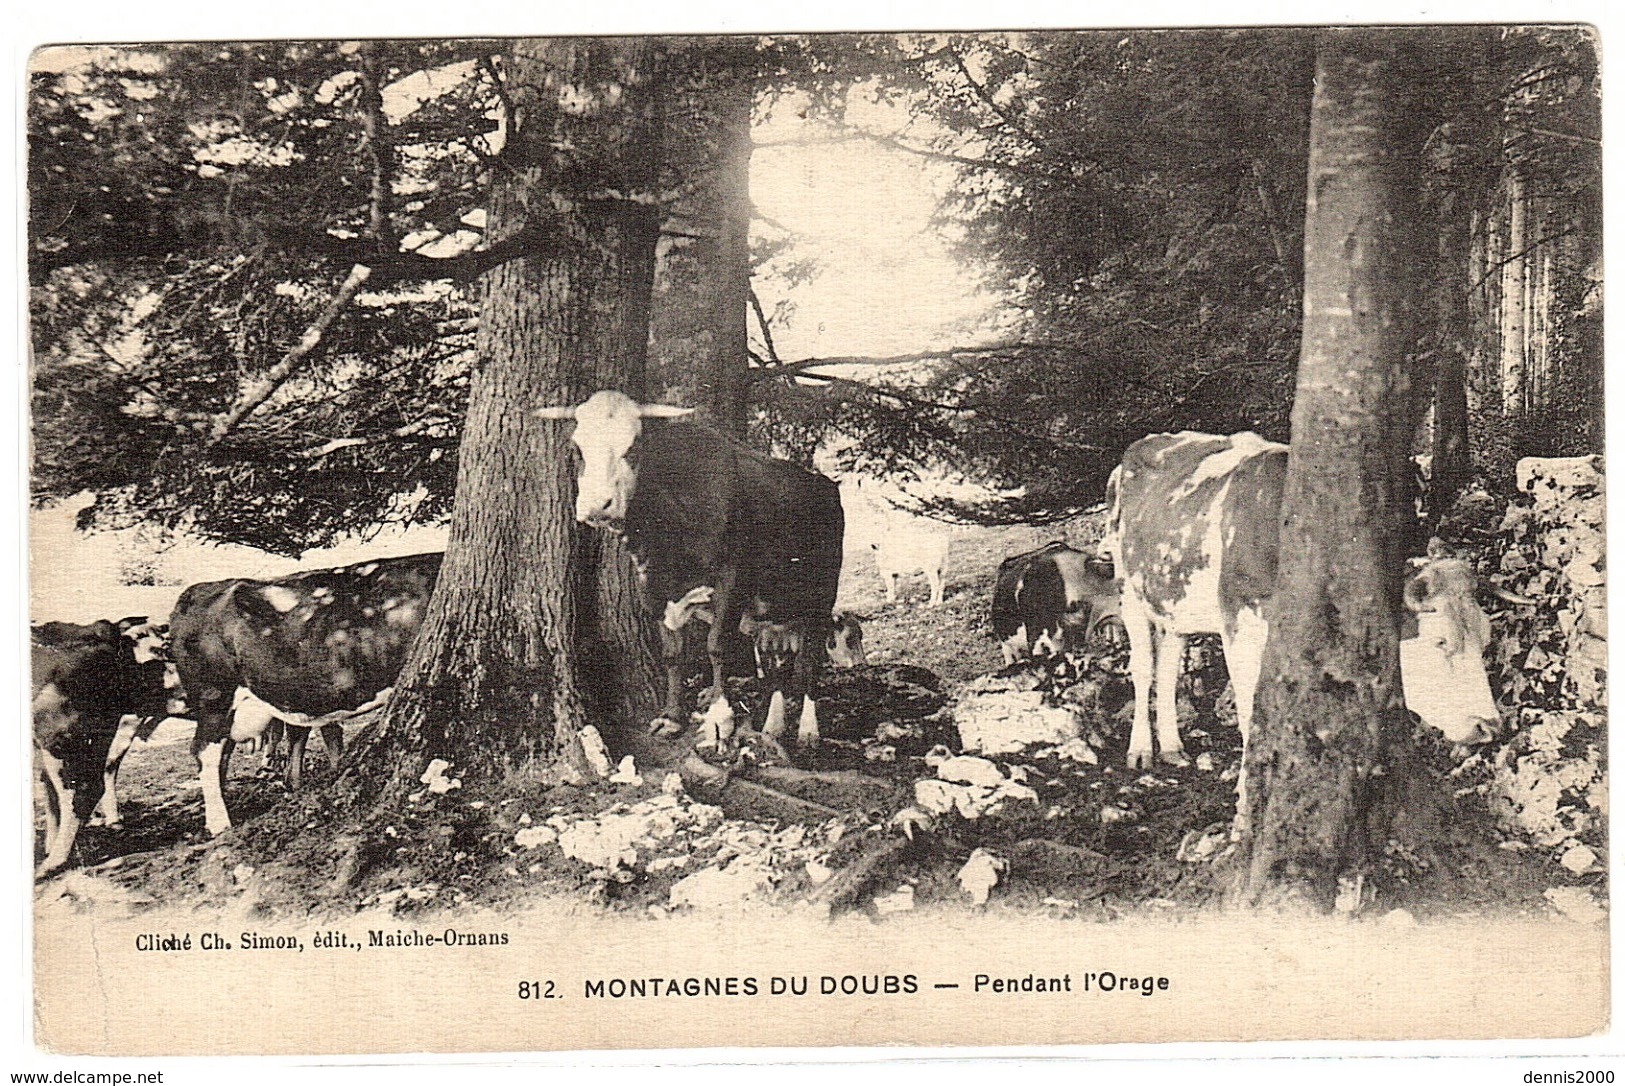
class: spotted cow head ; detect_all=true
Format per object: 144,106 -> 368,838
827,611 -> 867,668
1399,558 -> 1503,745
535,390 -> 693,529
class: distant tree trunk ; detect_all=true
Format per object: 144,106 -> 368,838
1243,31 -> 1433,908
351,38 -> 664,807
650,41 -> 754,436
1498,169 -> 1530,415
1425,29 -> 1498,528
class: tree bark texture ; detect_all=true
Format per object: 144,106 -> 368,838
361,37 -> 664,795
650,42 -> 754,435
1243,32 -> 1432,908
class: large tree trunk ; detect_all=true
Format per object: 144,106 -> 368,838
1242,31 -> 1433,908
352,38 -> 664,805
650,40 -> 754,435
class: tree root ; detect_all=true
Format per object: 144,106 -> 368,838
812,833 -> 918,917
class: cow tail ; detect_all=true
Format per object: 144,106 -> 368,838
1100,465 -> 1123,567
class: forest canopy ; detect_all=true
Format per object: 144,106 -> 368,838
28,29 -> 1600,549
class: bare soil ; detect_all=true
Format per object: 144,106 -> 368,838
35,515 -> 1597,925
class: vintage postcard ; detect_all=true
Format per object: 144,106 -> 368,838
24,25 -> 1607,1058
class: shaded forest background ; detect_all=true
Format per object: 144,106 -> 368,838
30,29 -> 1600,551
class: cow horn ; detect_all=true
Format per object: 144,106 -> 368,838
1490,583 -> 1539,607
533,405 -> 579,420
638,404 -> 695,419
1403,574 -> 1435,613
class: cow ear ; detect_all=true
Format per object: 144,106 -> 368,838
533,405 -> 579,420
638,404 -> 695,419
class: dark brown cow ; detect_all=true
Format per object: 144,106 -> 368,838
537,390 -> 845,748
169,552 -> 439,835
32,618 -> 169,877
991,541 -> 1121,665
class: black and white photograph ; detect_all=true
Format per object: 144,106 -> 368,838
20,22 -> 1608,1058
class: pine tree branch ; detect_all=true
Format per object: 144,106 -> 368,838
747,341 -> 1079,381
300,415 -> 455,458
358,43 -> 398,248
206,263 -> 372,445
949,47 -> 1059,162
747,288 -> 781,365
790,368 -> 1112,454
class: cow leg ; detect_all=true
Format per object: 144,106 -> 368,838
320,723 -> 345,774
1221,606 -> 1268,836
96,714 -> 149,828
792,629 -> 823,748
285,725 -> 310,791
36,749 -> 75,878
928,567 -> 945,607
884,573 -> 899,603
703,569 -> 737,703
652,622 -> 687,737
1000,624 -> 1027,667
761,690 -> 790,746
1122,588 -> 1159,769
257,719 -> 287,778
1153,629 -> 1189,767
192,715 -> 236,836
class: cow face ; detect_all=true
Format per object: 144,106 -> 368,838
535,390 -> 693,529
1399,558 -> 1499,745
827,612 -> 867,668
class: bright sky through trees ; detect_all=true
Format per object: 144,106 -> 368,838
751,88 -> 1006,360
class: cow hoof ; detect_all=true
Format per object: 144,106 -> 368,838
1125,748 -> 1155,770
33,861 -> 65,881
648,716 -> 685,739
1157,750 -> 1191,768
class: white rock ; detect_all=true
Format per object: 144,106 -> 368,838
936,756 -> 1007,788
668,859 -> 772,909
1560,843 -> 1600,875
1544,886 -> 1606,924
419,758 -> 461,794
957,849 -> 1005,906
1054,738 -> 1099,765
1380,908 -> 1417,928
954,689 -> 1081,754
514,826 -> 557,850
578,725 -> 614,778
608,756 -> 643,786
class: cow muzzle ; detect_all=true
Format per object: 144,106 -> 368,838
578,494 -> 626,530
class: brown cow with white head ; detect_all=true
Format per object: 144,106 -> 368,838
537,390 -> 848,750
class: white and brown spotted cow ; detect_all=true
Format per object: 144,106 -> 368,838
536,390 -> 845,750
1104,431 -> 1509,821
169,553 -> 439,835
991,540 -> 1121,665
